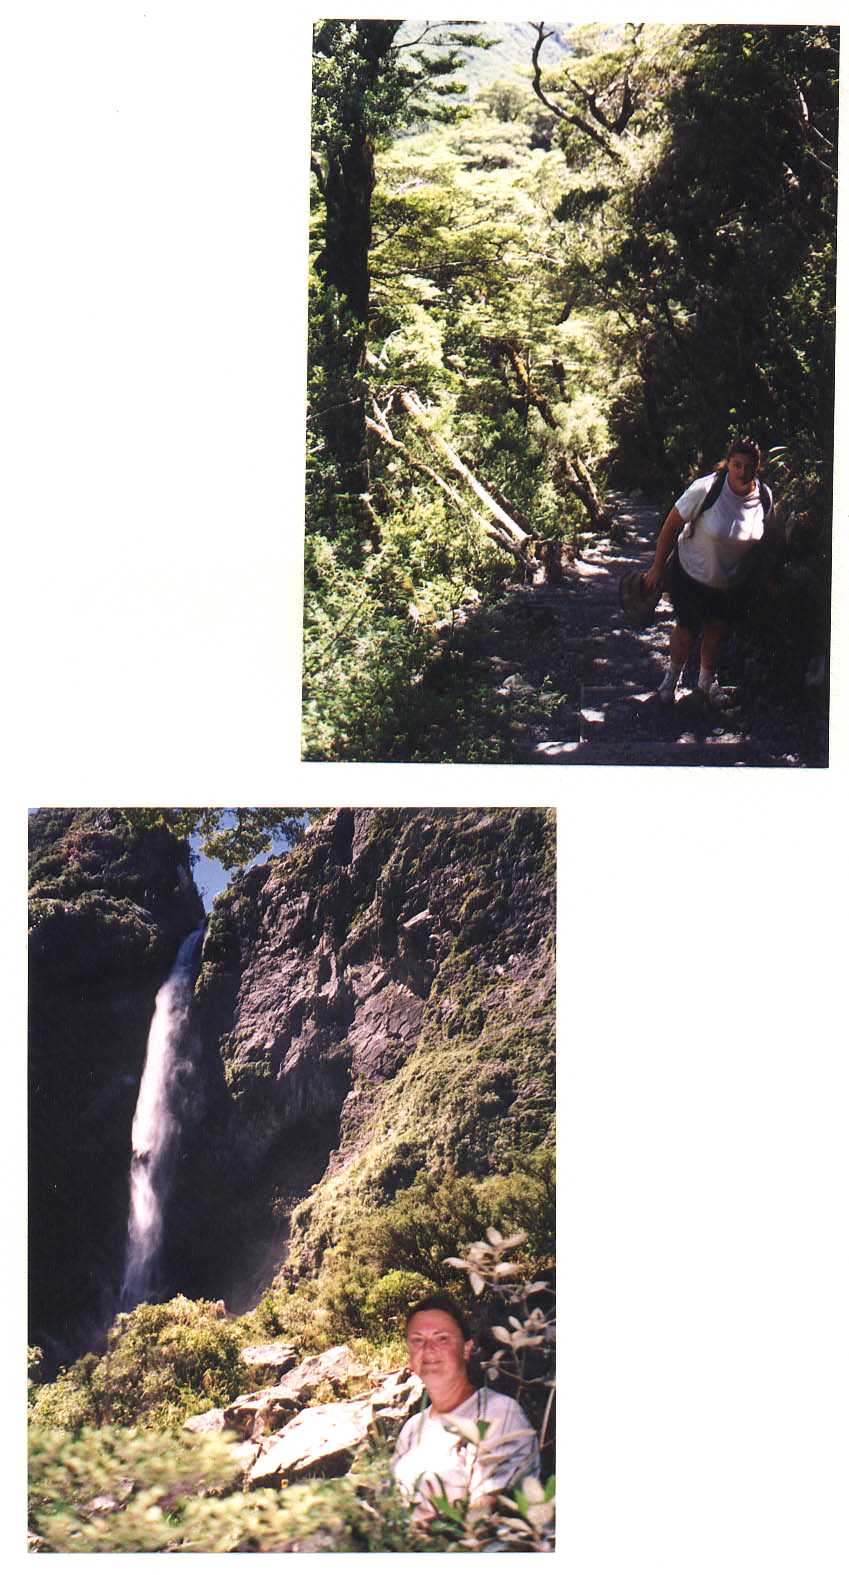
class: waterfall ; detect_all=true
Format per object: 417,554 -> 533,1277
120,925 -> 204,1311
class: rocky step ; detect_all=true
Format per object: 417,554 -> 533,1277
578,685 -> 743,740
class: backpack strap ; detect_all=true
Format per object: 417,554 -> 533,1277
674,470 -> 724,556
694,469 -> 726,521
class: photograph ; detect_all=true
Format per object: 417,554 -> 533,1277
10,5 -> 846,1571
302,20 -> 837,766
28,806 -> 555,1552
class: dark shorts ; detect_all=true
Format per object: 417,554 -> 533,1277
664,548 -> 751,634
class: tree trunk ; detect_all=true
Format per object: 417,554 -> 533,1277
384,391 -> 572,583
311,22 -> 401,524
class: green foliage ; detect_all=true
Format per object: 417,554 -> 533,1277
30,1297 -> 251,1433
28,1425 -> 427,1553
588,24 -> 837,514
362,1270 -> 438,1335
304,76 -> 614,761
117,809 -> 309,873
287,1156 -> 555,1346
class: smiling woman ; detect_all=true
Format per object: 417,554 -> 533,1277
393,1293 -> 540,1521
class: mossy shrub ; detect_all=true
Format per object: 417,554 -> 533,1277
251,1281 -> 342,1355
31,1296 -> 250,1432
362,1270 -> 437,1336
29,1354 -> 98,1433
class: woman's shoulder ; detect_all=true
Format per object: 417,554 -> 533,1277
480,1388 -> 532,1424
675,471 -> 719,515
692,470 -> 725,495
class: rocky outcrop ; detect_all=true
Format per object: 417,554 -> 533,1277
170,809 -> 555,1302
28,810 -> 204,1371
223,1346 -> 370,1441
185,1347 -> 424,1488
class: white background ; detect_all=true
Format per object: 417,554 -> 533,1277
3,3 -> 847,1570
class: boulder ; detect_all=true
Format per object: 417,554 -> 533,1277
282,1344 -> 369,1396
224,1344 -> 369,1441
249,1397 -> 375,1487
240,1341 -> 298,1378
184,1406 -> 226,1435
369,1366 -> 424,1420
248,1366 -> 424,1489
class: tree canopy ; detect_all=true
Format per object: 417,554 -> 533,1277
118,810 -> 309,871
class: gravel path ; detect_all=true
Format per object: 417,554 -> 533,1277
475,495 -> 819,767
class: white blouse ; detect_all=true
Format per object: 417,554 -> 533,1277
676,472 -> 771,590
392,1387 -> 540,1505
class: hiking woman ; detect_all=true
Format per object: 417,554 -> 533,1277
644,436 -> 777,705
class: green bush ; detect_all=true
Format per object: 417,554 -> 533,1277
288,1154 -> 555,1344
362,1270 -> 437,1335
29,1356 -> 97,1433
28,1425 -> 425,1553
30,1296 -> 250,1433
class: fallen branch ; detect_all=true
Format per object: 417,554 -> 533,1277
368,388 -> 574,583
396,388 -> 532,551
367,404 -> 534,567
484,337 -> 613,538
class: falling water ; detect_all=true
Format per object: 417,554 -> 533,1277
120,925 -> 204,1310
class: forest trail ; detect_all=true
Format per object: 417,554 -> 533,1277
450,495 -> 819,767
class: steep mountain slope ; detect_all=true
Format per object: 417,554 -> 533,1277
176,809 -> 555,1307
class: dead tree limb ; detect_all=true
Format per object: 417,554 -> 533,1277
396,389 -> 533,553
485,337 -> 614,539
367,399 -> 539,569
485,335 -> 559,429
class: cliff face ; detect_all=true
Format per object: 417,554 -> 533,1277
28,810 -> 205,1369
28,808 -> 555,1363
174,809 -> 555,1308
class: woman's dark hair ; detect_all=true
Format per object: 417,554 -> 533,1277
405,1292 -> 473,1342
727,434 -> 762,470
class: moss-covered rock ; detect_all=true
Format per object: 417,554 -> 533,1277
179,808 -> 554,1308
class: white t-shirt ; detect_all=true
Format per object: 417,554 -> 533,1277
676,472 -> 772,590
392,1388 -> 540,1506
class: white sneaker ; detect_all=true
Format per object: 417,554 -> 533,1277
698,680 -> 729,709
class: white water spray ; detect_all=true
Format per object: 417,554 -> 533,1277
120,926 -> 204,1310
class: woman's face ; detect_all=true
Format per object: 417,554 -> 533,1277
406,1309 -> 472,1386
726,451 -> 758,495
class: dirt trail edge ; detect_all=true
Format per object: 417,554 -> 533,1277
467,494 -> 817,767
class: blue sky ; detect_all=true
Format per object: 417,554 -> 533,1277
190,817 -> 299,910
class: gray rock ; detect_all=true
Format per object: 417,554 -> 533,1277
224,1344 -> 369,1441
240,1341 -> 298,1375
184,1406 -> 226,1435
247,1367 -> 424,1488
249,1397 -> 375,1486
